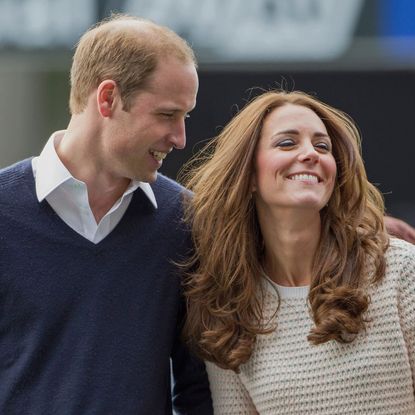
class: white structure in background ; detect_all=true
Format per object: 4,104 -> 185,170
0,0 -> 94,47
0,0 -> 363,61
126,0 -> 364,61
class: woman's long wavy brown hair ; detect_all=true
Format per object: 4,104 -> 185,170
180,91 -> 389,372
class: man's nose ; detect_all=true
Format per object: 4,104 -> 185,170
169,119 -> 186,149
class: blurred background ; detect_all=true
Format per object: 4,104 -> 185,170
0,0 -> 413,224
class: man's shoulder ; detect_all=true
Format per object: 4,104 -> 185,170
0,158 -> 33,190
153,173 -> 186,191
0,158 -> 34,217
151,173 -> 191,201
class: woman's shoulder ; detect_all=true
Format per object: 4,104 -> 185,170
386,237 -> 415,264
383,238 -> 415,290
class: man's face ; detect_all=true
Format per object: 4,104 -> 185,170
103,57 -> 199,183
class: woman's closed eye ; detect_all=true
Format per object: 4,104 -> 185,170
275,138 -> 296,148
314,142 -> 332,152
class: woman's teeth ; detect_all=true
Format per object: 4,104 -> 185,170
289,174 -> 319,183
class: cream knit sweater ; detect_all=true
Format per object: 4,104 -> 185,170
206,238 -> 415,414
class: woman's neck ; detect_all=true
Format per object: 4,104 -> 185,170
258,207 -> 321,287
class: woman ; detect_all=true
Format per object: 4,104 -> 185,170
182,91 -> 415,414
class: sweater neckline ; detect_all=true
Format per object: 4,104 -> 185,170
264,276 -> 309,299
21,158 -> 154,250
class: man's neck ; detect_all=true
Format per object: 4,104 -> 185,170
55,119 -> 131,223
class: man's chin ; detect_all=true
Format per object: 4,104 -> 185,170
137,171 -> 158,184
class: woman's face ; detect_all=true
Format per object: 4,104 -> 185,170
252,104 -> 337,213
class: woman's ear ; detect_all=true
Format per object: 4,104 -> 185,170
251,173 -> 257,193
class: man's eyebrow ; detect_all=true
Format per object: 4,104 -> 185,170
157,107 -> 191,113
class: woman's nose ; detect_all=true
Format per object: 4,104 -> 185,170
297,143 -> 319,163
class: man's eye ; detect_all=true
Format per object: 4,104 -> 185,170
161,113 -> 174,118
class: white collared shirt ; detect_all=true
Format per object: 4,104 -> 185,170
32,131 -> 157,244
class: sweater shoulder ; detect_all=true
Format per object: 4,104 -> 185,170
0,158 -> 33,190
385,237 -> 415,269
382,238 -> 415,306
153,173 -> 187,193
151,173 -> 191,206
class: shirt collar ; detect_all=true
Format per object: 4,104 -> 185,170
34,131 -> 72,202
33,130 -> 157,208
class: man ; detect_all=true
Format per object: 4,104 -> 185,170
0,14 -> 211,414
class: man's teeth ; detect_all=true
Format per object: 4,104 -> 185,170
150,151 -> 167,161
289,174 -> 319,183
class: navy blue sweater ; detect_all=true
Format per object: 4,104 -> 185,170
0,159 -> 212,414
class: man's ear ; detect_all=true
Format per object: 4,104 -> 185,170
97,80 -> 117,117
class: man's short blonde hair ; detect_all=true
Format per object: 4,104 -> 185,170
69,14 -> 197,114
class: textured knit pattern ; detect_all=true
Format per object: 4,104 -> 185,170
206,238 -> 415,414
0,159 -> 212,415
